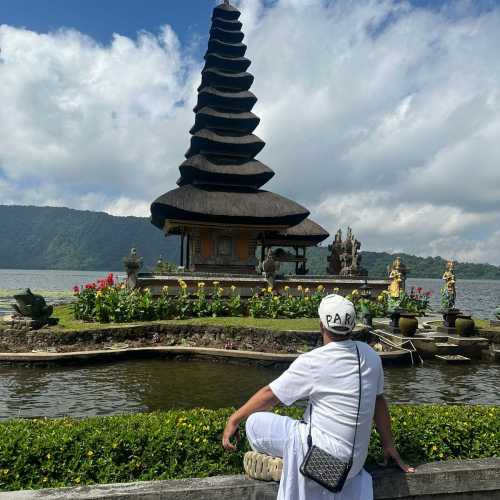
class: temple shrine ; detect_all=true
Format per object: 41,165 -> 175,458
150,1 -> 329,274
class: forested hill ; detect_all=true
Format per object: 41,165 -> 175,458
0,205 -> 179,271
305,247 -> 500,280
1,205 -> 499,279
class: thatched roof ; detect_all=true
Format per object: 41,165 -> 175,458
199,68 -> 253,93
213,3 -> 241,20
207,39 -> 246,58
178,155 -> 274,188
150,1 -> 321,236
204,53 -> 251,73
194,87 -> 256,113
190,107 -> 259,135
187,129 -> 265,159
151,185 -> 309,229
262,218 -> 330,246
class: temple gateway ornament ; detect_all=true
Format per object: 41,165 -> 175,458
150,1 -> 328,274
326,228 -> 367,277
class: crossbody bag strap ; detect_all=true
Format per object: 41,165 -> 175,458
307,343 -> 362,455
350,344 -> 362,461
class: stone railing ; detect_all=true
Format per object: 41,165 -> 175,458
2,459 -> 498,499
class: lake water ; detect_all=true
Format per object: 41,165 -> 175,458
1,269 -> 499,318
0,269 -> 499,420
0,359 -> 498,421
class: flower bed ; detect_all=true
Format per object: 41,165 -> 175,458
0,405 -> 498,491
72,275 -> 432,324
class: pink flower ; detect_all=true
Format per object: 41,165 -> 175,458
73,285 -> 80,294
426,291 -> 432,297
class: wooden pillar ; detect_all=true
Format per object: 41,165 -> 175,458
180,232 -> 184,267
186,233 -> 191,270
294,247 -> 299,274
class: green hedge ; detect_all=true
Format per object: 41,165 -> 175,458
0,405 -> 498,491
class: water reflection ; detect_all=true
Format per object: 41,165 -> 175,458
0,359 -> 498,421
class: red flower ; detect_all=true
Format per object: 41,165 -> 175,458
416,287 -> 422,293
426,291 -> 432,297
73,285 -> 80,294
106,273 -> 114,286
85,283 -> 96,290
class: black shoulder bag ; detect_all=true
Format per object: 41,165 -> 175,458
299,343 -> 362,493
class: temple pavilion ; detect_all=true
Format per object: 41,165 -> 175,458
151,1 -> 329,274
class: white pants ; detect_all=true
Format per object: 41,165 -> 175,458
246,412 -> 373,500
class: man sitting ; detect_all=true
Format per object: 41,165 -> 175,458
223,294 -> 414,499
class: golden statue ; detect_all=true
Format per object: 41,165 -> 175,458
442,260 -> 456,308
388,256 -> 406,298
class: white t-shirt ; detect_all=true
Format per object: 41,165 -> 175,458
269,339 -> 384,477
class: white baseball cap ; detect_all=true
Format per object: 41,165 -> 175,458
318,294 -> 356,335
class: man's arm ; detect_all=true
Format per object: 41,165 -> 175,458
222,386 -> 280,451
374,394 -> 415,473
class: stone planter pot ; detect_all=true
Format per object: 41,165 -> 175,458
388,308 -> 402,331
442,309 -> 460,328
456,315 -> 475,337
399,313 -> 418,337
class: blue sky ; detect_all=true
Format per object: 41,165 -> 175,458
1,0 -> 500,264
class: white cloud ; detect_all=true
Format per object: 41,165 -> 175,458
1,0 -> 500,264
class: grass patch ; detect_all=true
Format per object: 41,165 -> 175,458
474,318 -> 500,331
52,305 -> 320,332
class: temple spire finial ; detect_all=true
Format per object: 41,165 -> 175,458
223,0 -> 230,5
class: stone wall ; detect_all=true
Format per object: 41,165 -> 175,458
1,459 -> 499,499
0,322 -> 325,355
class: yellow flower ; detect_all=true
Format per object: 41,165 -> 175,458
144,288 -> 150,294
261,288 -> 266,293
351,289 -> 359,296
87,450 -> 94,457
317,285 -> 324,291
304,287 -> 310,293
333,287 -> 340,293
198,282 -> 205,288
75,477 -> 81,484
218,287 -> 224,294
297,285 -> 303,291
46,453 -> 51,460
230,285 -> 236,291
43,477 -> 48,483
284,285 -> 290,291
267,286 -> 273,293
212,281 -> 220,286
96,291 -> 102,297
162,285 -> 169,293
273,296 -> 279,301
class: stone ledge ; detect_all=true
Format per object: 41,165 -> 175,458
1,459 -> 499,499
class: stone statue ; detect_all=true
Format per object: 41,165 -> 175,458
12,289 -> 54,321
123,248 -> 143,289
259,248 -> 280,288
327,227 -> 367,276
442,260 -> 456,309
388,256 -> 407,298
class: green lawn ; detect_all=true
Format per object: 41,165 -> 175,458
52,305 -> 321,332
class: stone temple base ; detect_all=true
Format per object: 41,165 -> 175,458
1,316 -> 58,330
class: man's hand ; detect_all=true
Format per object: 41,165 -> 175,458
222,417 -> 240,451
381,445 -> 415,473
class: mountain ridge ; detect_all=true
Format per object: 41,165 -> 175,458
1,205 -> 499,279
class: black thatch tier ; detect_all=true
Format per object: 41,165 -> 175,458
204,53 -> 251,73
151,184 -> 309,230
186,129 -> 265,159
208,39 -> 247,58
199,68 -> 253,93
212,17 -> 242,31
194,87 -> 256,113
178,155 -> 274,188
210,26 -> 244,44
190,107 -> 259,135
213,3 -> 241,21
281,218 -> 330,243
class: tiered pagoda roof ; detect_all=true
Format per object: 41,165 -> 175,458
151,1 -> 327,243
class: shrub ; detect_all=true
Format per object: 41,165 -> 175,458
0,405 -> 498,491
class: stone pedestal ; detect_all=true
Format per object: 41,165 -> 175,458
2,315 -> 58,330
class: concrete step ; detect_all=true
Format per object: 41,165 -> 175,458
435,354 -> 471,363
